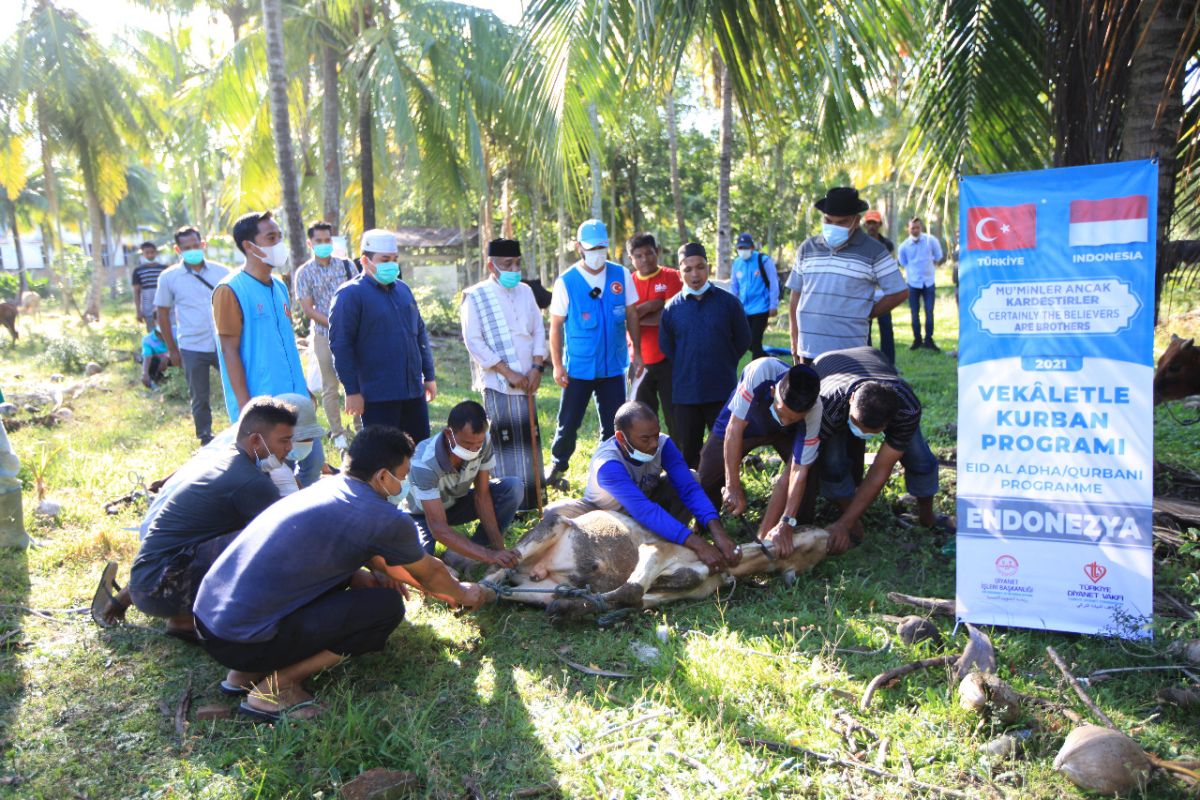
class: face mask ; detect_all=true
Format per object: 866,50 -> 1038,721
312,243 -> 334,259
849,419 -> 883,441
288,440 -> 313,462
769,403 -> 784,426
449,430 -> 485,461
181,248 -> 205,266
822,223 -> 851,248
252,240 -> 289,268
497,270 -> 522,289
253,434 -> 283,472
682,281 -> 710,297
373,261 -> 400,285
582,250 -> 607,270
737,248 -> 753,261
384,471 -> 411,506
620,434 -> 657,463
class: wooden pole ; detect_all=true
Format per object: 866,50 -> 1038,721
526,389 -> 544,513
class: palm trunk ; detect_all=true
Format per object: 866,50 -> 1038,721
359,95 -> 375,230
480,143 -> 494,277
37,98 -> 63,284
501,176 -> 514,238
82,174 -> 105,321
666,89 -> 687,243
262,0 -> 308,276
5,198 -> 27,296
765,141 -> 784,256
103,214 -> 117,300
716,56 -> 734,279
533,183 -> 546,284
588,103 -> 603,219
557,193 -> 568,275
321,35 -> 341,229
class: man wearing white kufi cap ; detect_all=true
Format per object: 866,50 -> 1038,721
329,229 -> 437,441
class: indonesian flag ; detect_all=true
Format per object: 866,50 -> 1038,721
967,204 -> 1037,251
1068,195 -> 1148,247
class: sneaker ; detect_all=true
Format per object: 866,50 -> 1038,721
922,340 -> 941,352
909,339 -> 923,350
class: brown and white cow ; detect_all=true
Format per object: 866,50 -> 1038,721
477,509 -> 829,625
1155,334 -> 1200,405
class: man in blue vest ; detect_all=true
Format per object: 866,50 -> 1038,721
214,211 -> 324,484
729,232 -> 779,359
545,219 -> 644,488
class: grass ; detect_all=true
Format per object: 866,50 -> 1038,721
0,286 -> 1197,799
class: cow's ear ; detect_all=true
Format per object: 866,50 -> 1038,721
1185,338 -> 1196,351
1172,333 -> 1184,343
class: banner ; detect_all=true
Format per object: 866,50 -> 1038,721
955,160 -> 1156,638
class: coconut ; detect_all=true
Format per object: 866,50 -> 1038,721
1052,725 -> 1150,796
1184,640 -> 1200,666
957,672 -> 1021,724
84,362 -> 102,376
896,615 -> 942,646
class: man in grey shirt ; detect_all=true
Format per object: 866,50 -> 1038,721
155,225 -> 230,445
786,187 -> 908,362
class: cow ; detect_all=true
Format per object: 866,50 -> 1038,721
18,291 -> 39,321
1154,334 -> 1200,404
0,303 -> 17,342
472,509 -> 829,625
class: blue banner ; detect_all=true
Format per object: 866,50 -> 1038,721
956,160 -> 1156,638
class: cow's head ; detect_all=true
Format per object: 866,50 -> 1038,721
1154,334 -> 1200,404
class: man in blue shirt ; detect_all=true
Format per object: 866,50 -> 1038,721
659,242 -> 751,468
545,219 -> 643,488
729,232 -> 779,359
896,217 -> 945,351
548,401 -> 739,571
193,425 -> 488,722
697,358 -> 823,556
329,229 -> 437,442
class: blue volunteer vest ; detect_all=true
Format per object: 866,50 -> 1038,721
216,270 -> 307,421
563,263 -> 629,380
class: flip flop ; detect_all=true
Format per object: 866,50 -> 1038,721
237,700 -> 321,723
219,680 -> 250,697
90,561 -> 127,629
164,627 -> 201,645
898,512 -> 956,536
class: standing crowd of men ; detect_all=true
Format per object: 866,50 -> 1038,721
98,186 -> 949,721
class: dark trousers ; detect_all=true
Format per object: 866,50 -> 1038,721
197,586 -> 405,674
147,355 -> 169,383
180,349 -> 220,442
868,312 -> 895,364
363,398 -> 430,443
746,313 -> 769,359
673,401 -> 724,469
909,285 -> 936,342
697,431 -> 793,509
635,359 -> 675,436
550,375 -> 625,470
410,476 -> 523,554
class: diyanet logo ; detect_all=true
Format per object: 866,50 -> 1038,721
1083,561 -> 1107,582
995,554 -> 1019,577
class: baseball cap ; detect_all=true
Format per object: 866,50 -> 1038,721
576,219 -> 609,249
736,232 -> 755,249
275,392 -> 326,441
361,228 -> 399,254
863,210 -> 883,223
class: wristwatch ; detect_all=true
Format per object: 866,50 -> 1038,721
781,515 -> 798,528
534,363 -> 546,373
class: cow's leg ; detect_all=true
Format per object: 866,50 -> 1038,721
490,578 -> 564,608
546,541 -> 676,625
478,504 -> 590,587
641,575 -> 724,608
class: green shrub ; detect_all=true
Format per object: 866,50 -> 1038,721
0,273 -> 51,301
412,286 -> 460,336
37,334 -> 111,374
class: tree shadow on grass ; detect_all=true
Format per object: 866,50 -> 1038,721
0,544 -> 29,792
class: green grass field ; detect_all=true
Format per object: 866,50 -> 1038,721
0,285 -> 1197,799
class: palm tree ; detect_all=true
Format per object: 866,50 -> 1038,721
665,88 -> 687,242
261,0 -> 308,269
715,52 -> 733,277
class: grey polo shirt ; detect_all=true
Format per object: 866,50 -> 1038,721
154,261 -> 230,352
402,430 -> 496,513
786,230 -> 905,359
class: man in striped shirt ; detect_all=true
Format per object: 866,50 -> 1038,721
814,347 -> 945,555
787,187 -> 908,362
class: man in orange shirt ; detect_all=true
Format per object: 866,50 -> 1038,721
627,233 -> 682,436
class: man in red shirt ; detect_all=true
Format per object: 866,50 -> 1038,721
627,233 -> 682,436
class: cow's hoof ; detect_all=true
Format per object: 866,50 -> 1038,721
603,582 -> 644,608
547,597 -> 601,626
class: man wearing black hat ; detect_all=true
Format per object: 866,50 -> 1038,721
696,358 -> 823,557
659,242 -> 751,468
786,187 -> 908,362
460,239 -> 548,509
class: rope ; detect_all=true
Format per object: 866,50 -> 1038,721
479,578 -> 631,626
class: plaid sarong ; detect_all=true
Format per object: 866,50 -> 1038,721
483,388 -> 543,511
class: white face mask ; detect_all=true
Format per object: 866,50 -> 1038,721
253,240 -> 289,268
253,433 -> 283,473
737,248 -> 753,261
582,250 -> 607,271
449,429 -> 486,461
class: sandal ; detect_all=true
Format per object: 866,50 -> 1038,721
164,627 -> 201,645
219,680 -> 250,697
898,512 -> 956,536
90,561 -> 128,628
237,700 -> 321,723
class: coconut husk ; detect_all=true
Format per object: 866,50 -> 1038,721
1053,725 -> 1150,796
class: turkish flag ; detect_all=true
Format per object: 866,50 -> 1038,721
967,204 -> 1037,251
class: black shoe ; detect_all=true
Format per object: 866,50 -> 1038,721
199,434 -> 214,446
544,465 -> 569,490
922,340 -> 941,352
909,339 -> 923,350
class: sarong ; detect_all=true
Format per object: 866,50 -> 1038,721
483,388 -> 543,511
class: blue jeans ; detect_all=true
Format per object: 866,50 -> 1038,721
410,475 -> 523,554
818,425 -> 939,500
549,375 -> 625,470
295,436 -> 325,488
909,285 -> 936,342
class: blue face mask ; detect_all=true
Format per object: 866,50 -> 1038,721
682,281 -> 711,297
373,261 -> 400,285
849,419 -> 883,441
288,440 -> 313,462
181,248 -> 205,266
312,243 -> 334,259
385,471 -> 411,506
497,270 -> 522,289
822,223 -> 851,248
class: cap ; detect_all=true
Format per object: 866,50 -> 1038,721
275,392 -> 326,441
681,242 -> 707,260
776,364 -> 820,413
361,228 -> 398,255
576,219 -> 609,249
736,232 -> 755,249
487,238 -> 521,257
862,210 -> 883,224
